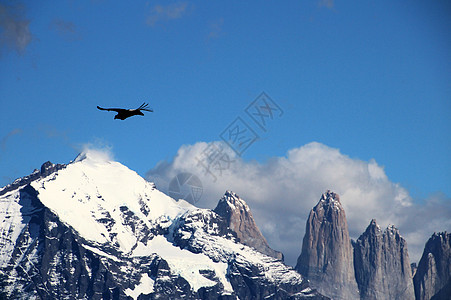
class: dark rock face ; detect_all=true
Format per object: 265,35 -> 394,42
412,263 -> 418,277
0,161 -> 65,197
413,232 -> 451,300
353,219 -> 415,299
214,191 -> 284,260
0,185 -> 176,299
295,191 -> 359,300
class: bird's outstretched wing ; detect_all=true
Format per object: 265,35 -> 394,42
97,106 -> 125,113
136,103 -> 153,112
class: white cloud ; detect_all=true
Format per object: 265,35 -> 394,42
146,2 -> 189,27
146,141 -> 451,266
75,141 -> 115,163
401,192 -> 451,261
0,2 -> 33,55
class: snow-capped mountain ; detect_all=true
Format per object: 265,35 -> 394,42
0,151 -> 327,299
214,191 -> 284,260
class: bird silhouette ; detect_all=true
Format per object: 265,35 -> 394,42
97,103 -> 153,120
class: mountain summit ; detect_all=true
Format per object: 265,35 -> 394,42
294,191 -> 435,300
295,191 -> 359,300
353,219 -> 415,299
214,190 -> 284,260
0,152 -> 326,299
413,232 -> 451,300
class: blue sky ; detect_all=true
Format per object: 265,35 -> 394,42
1,1 -> 449,206
0,1 -> 451,197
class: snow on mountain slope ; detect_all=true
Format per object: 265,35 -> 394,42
0,189 -> 33,267
29,151 -> 194,253
134,235 -> 231,293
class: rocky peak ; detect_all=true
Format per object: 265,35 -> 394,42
295,191 -> 359,300
217,190 -> 250,214
0,161 -> 65,196
353,219 -> 415,299
40,161 -> 65,177
413,232 -> 451,300
317,190 -> 341,210
320,190 -> 340,202
365,218 -> 382,233
214,191 -> 283,260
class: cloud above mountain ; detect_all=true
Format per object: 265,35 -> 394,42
146,141 -> 451,266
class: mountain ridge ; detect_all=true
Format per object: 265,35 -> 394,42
295,192 -> 450,300
0,153 -> 326,299
353,219 -> 415,299
1,153 -> 449,299
214,190 -> 284,260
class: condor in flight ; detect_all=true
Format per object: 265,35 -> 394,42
97,103 -> 153,120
